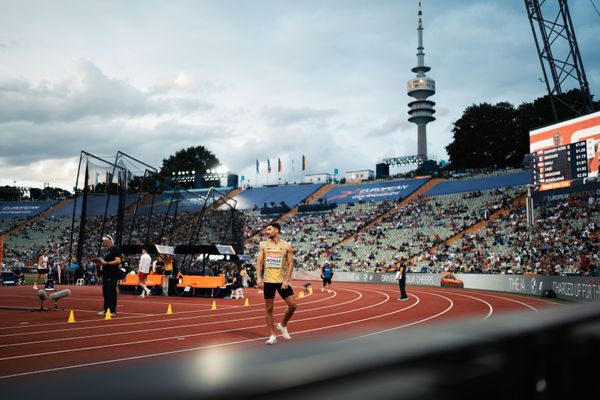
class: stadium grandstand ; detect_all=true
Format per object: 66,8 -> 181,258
1,169 -> 599,279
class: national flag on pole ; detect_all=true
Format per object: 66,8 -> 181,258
278,158 -> 282,173
256,159 -> 259,173
267,158 -> 272,173
302,155 -> 307,171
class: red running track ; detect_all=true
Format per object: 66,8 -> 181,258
0,281 -> 562,380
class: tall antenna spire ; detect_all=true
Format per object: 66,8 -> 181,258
407,0 -> 436,160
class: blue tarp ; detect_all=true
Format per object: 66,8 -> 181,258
425,170 -> 532,197
0,201 -> 58,218
233,184 -> 323,210
324,178 -> 430,204
50,195 -> 139,217
134,191 -> 218,215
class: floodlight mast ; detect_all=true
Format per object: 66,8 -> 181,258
525,0 -> 595,119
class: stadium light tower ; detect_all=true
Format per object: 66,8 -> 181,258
407,1 -> 436,160
525,0 -> 595,120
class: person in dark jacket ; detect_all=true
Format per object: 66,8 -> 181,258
395,260 -> 408,301
93,234 -> 122,316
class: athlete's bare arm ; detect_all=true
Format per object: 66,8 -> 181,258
256,242 -> 265,289
282,242 -> 294,289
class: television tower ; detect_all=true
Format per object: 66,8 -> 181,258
407,1 -> 435,160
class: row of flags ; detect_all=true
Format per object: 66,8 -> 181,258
256,155 -> 307,174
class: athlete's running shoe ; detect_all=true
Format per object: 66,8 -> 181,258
265,335 -> 277,345
276,323 -> 292,340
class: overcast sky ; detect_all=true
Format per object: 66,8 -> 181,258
0,0 -> 599,191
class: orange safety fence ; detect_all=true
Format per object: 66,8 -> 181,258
176,272 -> 225,289
119,272 -> 165,287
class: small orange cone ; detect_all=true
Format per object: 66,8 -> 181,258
298,290 -> 304,299
105,309 -> 112,320
211,300 -> 217,310
67,309 -> 76,323
308,286 -> 313,295
167,304 -> 173,315
244,298 -> 250,306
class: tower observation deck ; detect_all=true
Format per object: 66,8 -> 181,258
407,1 -> 435,160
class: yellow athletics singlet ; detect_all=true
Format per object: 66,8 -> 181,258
262,240 -> 289,283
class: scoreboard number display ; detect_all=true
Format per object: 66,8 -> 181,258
533,139 -> 596,191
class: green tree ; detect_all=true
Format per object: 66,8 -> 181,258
159,145 -> 220,189
446,102 -> 522,170
40,186 -> 72,200
127,175 -> 157,193
517,89 -> 600,136
0,186 -> 26,201
445,89 -> 599,171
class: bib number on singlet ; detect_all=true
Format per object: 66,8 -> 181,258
265,252 -> 283,269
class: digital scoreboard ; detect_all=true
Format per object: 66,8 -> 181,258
532,140 -> 595,190
529,111 -> 600,192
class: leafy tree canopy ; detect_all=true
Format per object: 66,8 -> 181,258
0,186 -> 26,201
445,89 -> 599,170
39,186 -> 72,200
159,145 -> 220,189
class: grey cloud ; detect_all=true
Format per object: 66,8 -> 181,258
150,73 -> 224,96
0,40 -> 18,49
150,119 -> 228,143
156,97 -> 214,114
367,115 -> 411,138
262,106 -> 337,128
0,61 -> 213,123
0,118 -> 228,168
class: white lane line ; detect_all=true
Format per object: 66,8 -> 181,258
0,289 -> 330,331
0,288 -> 335,334
0,290 -> 346,340
1,283 -> 541,377
0,290 -> 356,348
0,286 -> 442,379
0,288 -> 368,358
416,290 -> 494,319
431,288 -> 558,311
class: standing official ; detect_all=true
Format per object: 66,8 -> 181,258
396,260 -> 408,301
94,235 -> 122,316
